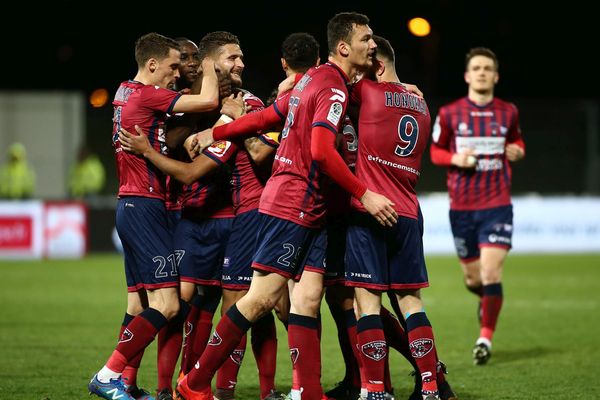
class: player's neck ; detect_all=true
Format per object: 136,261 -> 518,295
328,56 -> 360,83
380,70 -> 400,84
468,89 -> 494,105
133,71 -> 151,86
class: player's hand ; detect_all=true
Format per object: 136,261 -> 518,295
360,189 -> 398,227
200,58 -> 216,74
278,74 -> 297,95
505,143 -> 525,162
118,125 -> 152,156
183,134 -> 200,159
402,83 -> 423,97
217,69 -> 232,99
452,149 -> 477,169
221,92 -> 245,119
189,129 -> 216,156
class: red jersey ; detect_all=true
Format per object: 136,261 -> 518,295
180,140 -> 236,218
229,92 -> 277,215
326,116 -> 358,217
112,80 -> 181,199
260,63 -> 350,228
432,97 -> 522,210
350,80 -> 430,219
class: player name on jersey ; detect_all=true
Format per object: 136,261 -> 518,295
384,91 -> 427,115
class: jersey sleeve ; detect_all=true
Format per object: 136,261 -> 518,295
202,140 -> 238,164
140,86 -> 181,114
431,107 -> 451,148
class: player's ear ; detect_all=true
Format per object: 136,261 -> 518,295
281,58 -> 288,71
148,58 -> 157,73
339,41 -> 349,57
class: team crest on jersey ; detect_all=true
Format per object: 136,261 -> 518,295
361,340 -> 387,361
327,102 -> 343,125
119,328 -> 133,343
409,338 -> 434,358
229,349 -> 245,365
290,348 -> 299,364
208,331 -> 223,346
457,122 -> 472,136
207,141 -> 232,158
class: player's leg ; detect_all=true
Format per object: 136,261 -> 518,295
215,288 -> 248,400
90,197 -> 175,400
473,205 -> 512,365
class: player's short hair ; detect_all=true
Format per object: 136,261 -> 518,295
135,33 -> 180,69
327,12 -> 370,55
281,32 -> 320,72
198,31 -> 240,61
373,35 -> 394,63
174,37 -> 197,47
465,47 -> 499,71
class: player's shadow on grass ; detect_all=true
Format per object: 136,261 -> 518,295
492,345 -> 556,364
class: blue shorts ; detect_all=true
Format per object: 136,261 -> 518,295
167,209 -> 182,234
449,205 -> 513,261
175,211 -> 233,286
252,214 -> 326,280
116,197 -> 177,292
222,209 -> 261,289
345,211 -> 429,290
324,214 -> 347,286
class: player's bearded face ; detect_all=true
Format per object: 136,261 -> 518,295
217,44 -> 244,88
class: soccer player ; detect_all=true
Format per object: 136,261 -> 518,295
176,12 -> 397,400
344,35 -> 443,400
155,37 -> 201,400
87,32 -> 219,400
430,47 -> 525,365
214,32 -> 321,400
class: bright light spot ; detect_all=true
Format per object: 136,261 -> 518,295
408,17 -> 431,37
89,88 -> 109,108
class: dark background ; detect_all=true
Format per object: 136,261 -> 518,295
1,1 -> 597,198
2,1 -> 596,98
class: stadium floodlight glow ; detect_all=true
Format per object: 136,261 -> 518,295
89,88 -> 109,108
408,17 -> 431,37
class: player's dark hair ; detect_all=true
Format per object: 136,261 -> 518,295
327,12 -> 370,55
135,33 -> 180,68
465,47 -> 499,71
198,31 -> 240,61
373,35 -> 394,63
281,32 -> 320,72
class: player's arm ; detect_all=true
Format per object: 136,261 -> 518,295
311,126 -> 397,226
505,138 -> 525,162
191,105 -> 283,154
430,143 -> 476,169
244,132 -> 279,166
119,125 -> 219,185
172,58 -> 220,113
430,111 -> 476,169
505,107 -> 525,162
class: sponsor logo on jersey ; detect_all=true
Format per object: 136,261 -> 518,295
327,102 -> 343,125
207,141 -> 232,158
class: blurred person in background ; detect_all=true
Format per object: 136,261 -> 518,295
430,47 -> 525,366
69,145 -> 106,199
0,142 -> 36,199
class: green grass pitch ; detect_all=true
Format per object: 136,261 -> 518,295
1,253 -> 598,399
